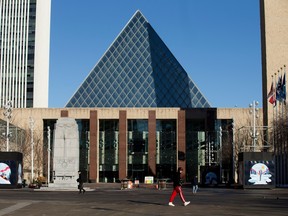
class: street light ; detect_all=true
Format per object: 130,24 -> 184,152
249,101 -> 259,152
219,126 -> 222,183
3,101 -> 13,151
232,119 -> 235,183
47,126 -> 51,186
29,117 -> 35,182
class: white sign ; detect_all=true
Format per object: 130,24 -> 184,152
144,176 -> 154,184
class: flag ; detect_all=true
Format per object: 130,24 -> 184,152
282,73 -> 286,104
267,82 -> 277,106
276,75 -> 282,102
269,91 -> 276,106
267,81 -> 276,106
267,82 -> 274,98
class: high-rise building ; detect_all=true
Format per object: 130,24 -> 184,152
0,0 -> 50,108
260,0 -> 288,188
260,0 -> 288,126
66,10 -> 210,108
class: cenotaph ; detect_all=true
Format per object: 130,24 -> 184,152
49,118 -> 79,188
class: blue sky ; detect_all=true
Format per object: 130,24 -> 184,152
49,0 -> 262,108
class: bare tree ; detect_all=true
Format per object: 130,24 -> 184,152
24,127 -> 44,183
273,108 -> 288,155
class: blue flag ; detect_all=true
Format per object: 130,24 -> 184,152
276,75 -> 282,102
282,73 -> 286,104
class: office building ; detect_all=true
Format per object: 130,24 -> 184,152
260,0 -> 288,187
0,0 -> 50,108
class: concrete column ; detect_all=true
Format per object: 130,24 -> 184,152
119,111 -> 127,180
89,110 -> 98,183
148,110 -> 156,176
178,110 -> 186,179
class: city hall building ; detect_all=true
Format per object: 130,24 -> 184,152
0,10 -> 245,185
11,107 -> 245,185
1,6 -> 279,188
59,10 -> 233,184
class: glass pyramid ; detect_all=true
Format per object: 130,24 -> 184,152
65,10 -> 210,108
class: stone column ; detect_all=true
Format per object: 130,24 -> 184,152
148,110 -> 156,176
119,111 -> 127,180
89,110 -> 98,183
178,110 -> 186,178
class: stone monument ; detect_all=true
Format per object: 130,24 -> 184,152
50,118 -> 79,188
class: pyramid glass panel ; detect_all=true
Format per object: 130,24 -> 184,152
66,10 -> 210,108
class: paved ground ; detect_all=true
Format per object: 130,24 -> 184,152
0,184 -> 288,216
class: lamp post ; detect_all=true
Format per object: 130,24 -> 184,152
29,117 -> 35,182
232,119 -> 235,183
219,126 -> 222,183
249,101 -> 259,152
47,126 -> 51,186
3,101 -> 13,152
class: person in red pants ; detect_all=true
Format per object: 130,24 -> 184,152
168,167 -> 190,206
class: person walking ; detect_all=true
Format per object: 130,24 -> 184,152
168,167 -> 190,207
77,171 -> 85,194
192,175 -> 198,194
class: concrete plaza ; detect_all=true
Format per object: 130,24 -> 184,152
0,184 -> 287,216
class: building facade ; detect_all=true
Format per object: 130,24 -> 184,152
261,0 -> 288,126
260,0 -> 288,187
0,0 -> 50,108
4,107 -> 254,184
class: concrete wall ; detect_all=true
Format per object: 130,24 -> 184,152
217,107 -> 263,129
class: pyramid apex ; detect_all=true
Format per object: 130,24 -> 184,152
135,9 -> 142,14
131,10 -> 148,22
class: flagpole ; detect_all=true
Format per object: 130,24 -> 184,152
283,65 -> 287,186
284,65 -> 287,122
280,67 -> 284,186
280,67 -> 284,120
274,72 -> 278,124
274,72 -> 279,186
271,74 -> 276,146
284,65 -> 287,107
271,74 -> 275,142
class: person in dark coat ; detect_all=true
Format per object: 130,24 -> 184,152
192,175 -> 198,194
77,171 -> 85,194
168,167 -> 190,206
